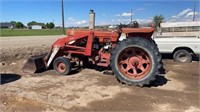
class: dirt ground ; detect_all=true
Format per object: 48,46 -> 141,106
0,36 -> 200,112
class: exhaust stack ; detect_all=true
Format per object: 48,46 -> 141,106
89,9 -> 95,29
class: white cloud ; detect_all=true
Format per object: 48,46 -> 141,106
116,12 -> 133,17
177,8 -> 192,17
104,19 -> 130,25
171,15 -> 178,18
168,8 -> 200,22
171,8 -> 192,19
122,12 -> 132,17
186,12 -> 199,17
66,17 -> 88,27
67,17 -> 76,22
136,18 -> 153,24
74,20 -> 88,26
108,17 -> 152,25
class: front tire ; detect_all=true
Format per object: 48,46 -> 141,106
53,57 -> 72,75
110,37 -> 161,86
173,49 -> 192,63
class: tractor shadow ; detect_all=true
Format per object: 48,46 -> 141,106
82,61 -> 109,72
146,75 -> 168,87
0,73 -> 21,85
193,55 -> 200,61
69,67 -> 83,75
145,66 -> 168,87
161,53 -> 173,60
82,61 -> 169,87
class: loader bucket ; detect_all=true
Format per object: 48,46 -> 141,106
22,54 -> 47,74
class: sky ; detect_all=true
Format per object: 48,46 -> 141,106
1,0 -> 199,27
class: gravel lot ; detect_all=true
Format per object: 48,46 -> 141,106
0,36 -> 199,112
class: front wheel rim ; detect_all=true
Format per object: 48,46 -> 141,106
57,62 -> 66,73
117,47 -> 152,80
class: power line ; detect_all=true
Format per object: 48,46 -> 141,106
131,9 -> 133,23
193,0 -> 196,21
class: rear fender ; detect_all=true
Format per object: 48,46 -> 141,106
122,28 -> 154,39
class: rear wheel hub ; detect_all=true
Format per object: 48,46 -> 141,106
130,57 -> 140,67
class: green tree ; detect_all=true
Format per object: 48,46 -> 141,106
27,21 -> 37,27
49,22 -> 55,29
153,14 -> 165,28
10,21 -> 16,28
46,23 -> 50,28
16,22 -> 24,28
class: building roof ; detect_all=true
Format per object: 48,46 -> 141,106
0,22 -> 13,27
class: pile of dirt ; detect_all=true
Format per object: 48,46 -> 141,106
0,46 -> 50,61
0,35 -> 62,62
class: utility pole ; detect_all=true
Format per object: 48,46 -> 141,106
131,9 -> 133,23
61,0 -> 65,35
193,0 -> 196,21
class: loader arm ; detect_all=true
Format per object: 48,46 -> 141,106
46,32 -> 94,67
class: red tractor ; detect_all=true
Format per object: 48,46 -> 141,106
23,27 -> 162,87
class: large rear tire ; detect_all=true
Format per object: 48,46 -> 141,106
150,39 -> 164,72
110,37 -> 161,86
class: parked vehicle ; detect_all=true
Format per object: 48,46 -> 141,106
154,36 -> 200,62
154,21 -> 200,62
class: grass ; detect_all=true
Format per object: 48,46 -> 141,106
0,29 -> 65,37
